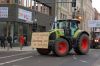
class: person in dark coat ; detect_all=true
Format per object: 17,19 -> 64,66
7,34 -> 12,48
0,34 -> 6,48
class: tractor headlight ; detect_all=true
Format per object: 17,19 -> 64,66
95,39 -> 99,42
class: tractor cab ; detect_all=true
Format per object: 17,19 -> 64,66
52,19 -> 79,36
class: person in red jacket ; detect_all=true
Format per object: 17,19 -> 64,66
19,35 -> 24,50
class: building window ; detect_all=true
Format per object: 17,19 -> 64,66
32,1 -> 51,15
60,13 -> 67,20
15,0 -> 18,3
7,0 -> 10,3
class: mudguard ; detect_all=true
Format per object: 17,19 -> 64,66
74,30 -> 89,39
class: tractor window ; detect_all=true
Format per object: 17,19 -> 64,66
52,22 -> 59,29
71,21 -> 78,29
70,20 -> 78,36
59,22 -> 66,29
52,21 -> 68,29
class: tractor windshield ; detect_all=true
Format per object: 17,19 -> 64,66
95,32 -> 100,38
52,20 -> 68,29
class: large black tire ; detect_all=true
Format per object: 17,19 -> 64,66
68,40 -> 72,52
74,34 -> 89,55
37,48 -> 51,55
53,38 -> 69,56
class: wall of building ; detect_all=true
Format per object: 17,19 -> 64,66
82,0 -> 94,34
94,8 -> 100,20
55,0 -> 72,20
75,0 -> 94,34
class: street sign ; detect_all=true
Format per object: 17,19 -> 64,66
88,20 -> 100,27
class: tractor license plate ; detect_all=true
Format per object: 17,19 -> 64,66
31,32 -> 49,48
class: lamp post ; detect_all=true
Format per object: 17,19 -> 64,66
80,0 -> 83,29
32,0 -> 38,32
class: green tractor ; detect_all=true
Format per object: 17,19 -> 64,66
36,19 -> 89,56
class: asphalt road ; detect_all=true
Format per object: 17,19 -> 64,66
0,49 -> 100,66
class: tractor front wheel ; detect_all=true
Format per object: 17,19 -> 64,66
74,34 -> 89,55
37,48 -> 51,55
53,38 -> 69,56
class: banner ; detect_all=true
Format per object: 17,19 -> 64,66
88,20 -> 100,27
0,7 -> 8,18
18,8 -> 32,23
31,32 -> 49,48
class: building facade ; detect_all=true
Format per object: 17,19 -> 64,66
75,0 -> 94,34
94,8 -> 100,20
0,0 -> 55,46
93,8 -> 100,32
55,0 -> 72,20
83,0 -> 94,33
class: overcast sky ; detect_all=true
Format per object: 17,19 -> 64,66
92,0 -> 100,13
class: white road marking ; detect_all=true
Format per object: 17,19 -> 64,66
73,55 -> 77,60
0,56 -> 32,65
73,57 -> 77,60
80,60 -> 88,63
0,52 -> 32,59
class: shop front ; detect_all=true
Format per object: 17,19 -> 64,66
0,4 -> 33,46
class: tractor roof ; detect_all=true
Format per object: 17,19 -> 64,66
67,19 -> 80,23
57,19 -> 80,23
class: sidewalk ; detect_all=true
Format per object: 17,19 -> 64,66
0,46 -> 35,51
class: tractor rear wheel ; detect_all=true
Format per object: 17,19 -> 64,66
74,34 -> 89,55
37,48 -> 51,55
53,38 -> 69,56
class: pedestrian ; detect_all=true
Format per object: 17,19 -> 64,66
7,34 -> 12,48
19,34 -> 24,50
0,34 -> 6,48
24,34 -> 27,46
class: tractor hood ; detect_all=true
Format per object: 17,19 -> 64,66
49,29 -> 64,39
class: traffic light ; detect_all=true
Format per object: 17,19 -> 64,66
72,0 -> 76,7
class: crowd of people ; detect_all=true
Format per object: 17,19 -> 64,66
0,34 -> 12,48
0,33 -> 27,49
